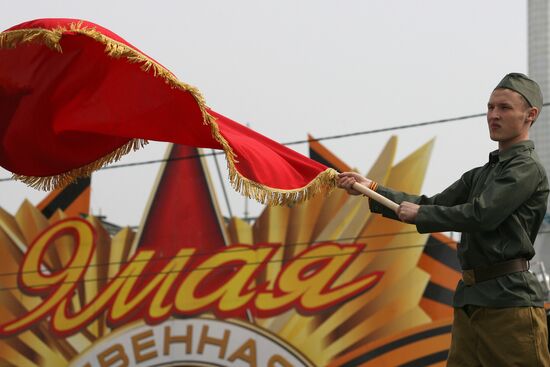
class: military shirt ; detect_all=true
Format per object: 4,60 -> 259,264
369,140 -> 549,307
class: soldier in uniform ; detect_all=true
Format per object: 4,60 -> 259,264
338,73 -> 550,366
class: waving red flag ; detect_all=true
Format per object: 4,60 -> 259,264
0,18 -> 337,205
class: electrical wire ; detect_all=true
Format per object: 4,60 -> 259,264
5,225 -> 550,290
0,109 -> 494,182
0,237 -> 456,291
0,229 -> 424,277
2,218 -> 549,288
0,106 -> 547,289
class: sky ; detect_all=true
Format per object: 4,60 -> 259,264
0,0 -> 528,227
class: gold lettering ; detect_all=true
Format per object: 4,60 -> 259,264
111,248 -> 194,320
0,216 -> 381,336
51,251 -> 154,332
268,354 -> 295,367
0,219 -> 95,334
197,325 -> 229,359
50,248 -> 195,332
98,344 -> 129,367
131,329 -> 158,363
176,246 -> 275,314
227,338 -> 257,367
163,325 -> 193,355
256,244 -> 382,314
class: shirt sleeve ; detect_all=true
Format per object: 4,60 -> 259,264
415,157 -> 543,233
369,169 -> 474,221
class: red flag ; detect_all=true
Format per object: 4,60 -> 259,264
0,18 -> 336,205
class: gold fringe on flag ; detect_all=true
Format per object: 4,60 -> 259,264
12,139 -> 148,192
0,22 -> 339,205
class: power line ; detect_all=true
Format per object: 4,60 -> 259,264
3,223 -> 549,282
0,109 -> 489,182
283,111 -> 487,146
0,108 -> 543,288
0,238 -> 456,291
0,229 -> 424,277
4,101 -> 550,183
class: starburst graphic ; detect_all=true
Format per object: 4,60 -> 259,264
0,136 -> 461,366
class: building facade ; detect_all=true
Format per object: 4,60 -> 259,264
529,0 -> 550,277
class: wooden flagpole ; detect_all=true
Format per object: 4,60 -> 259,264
352,182 -> 399,213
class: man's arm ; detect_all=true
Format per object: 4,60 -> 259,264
338,170 -> 474,221
415,157 -> 544,233
371,173 -> 474,221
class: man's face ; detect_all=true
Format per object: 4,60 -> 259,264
487,88 -> 534,149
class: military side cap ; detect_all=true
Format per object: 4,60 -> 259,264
495,72 -> 543,110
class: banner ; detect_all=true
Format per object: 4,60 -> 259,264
0,136 -> 462,366
0,18 -> 336,206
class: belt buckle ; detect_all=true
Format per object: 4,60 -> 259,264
462,270 -> 475,286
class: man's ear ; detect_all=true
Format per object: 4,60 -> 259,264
527,107 -> 540,126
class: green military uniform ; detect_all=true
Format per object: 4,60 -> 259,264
368,139 -> 550,366
359,72 -> 550,366
369,140 -> 549,308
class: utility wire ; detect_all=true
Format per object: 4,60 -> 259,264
4,102 -> 550,183
3,211 -> 550,278
0,229 -> 424,277
5,223 -> 550,282
0,109 -> 491,182
9,227 -> 550,289
0,238 -> 456,291
0,109 -> 545,288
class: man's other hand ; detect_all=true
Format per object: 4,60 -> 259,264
397,201 -> 420,223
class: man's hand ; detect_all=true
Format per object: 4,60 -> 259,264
337,172 -> 372,196
397,201 -> 420,223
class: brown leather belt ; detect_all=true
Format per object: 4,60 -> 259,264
462,258 -> 529,286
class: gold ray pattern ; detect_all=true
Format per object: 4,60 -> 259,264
0,135 -> 447,366
250,137 -> 437,366
0,208 -> 138,366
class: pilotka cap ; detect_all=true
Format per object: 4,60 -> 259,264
495,73 -> 543,111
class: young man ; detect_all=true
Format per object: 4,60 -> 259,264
338,73 -> 550,366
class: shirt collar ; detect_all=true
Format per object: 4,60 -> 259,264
489,140 -> 534,163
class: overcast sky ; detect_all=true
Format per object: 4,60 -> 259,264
0,0 -> 528,226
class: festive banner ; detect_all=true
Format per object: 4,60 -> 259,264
0,18 -> 336,206
0,136 -> 464,366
